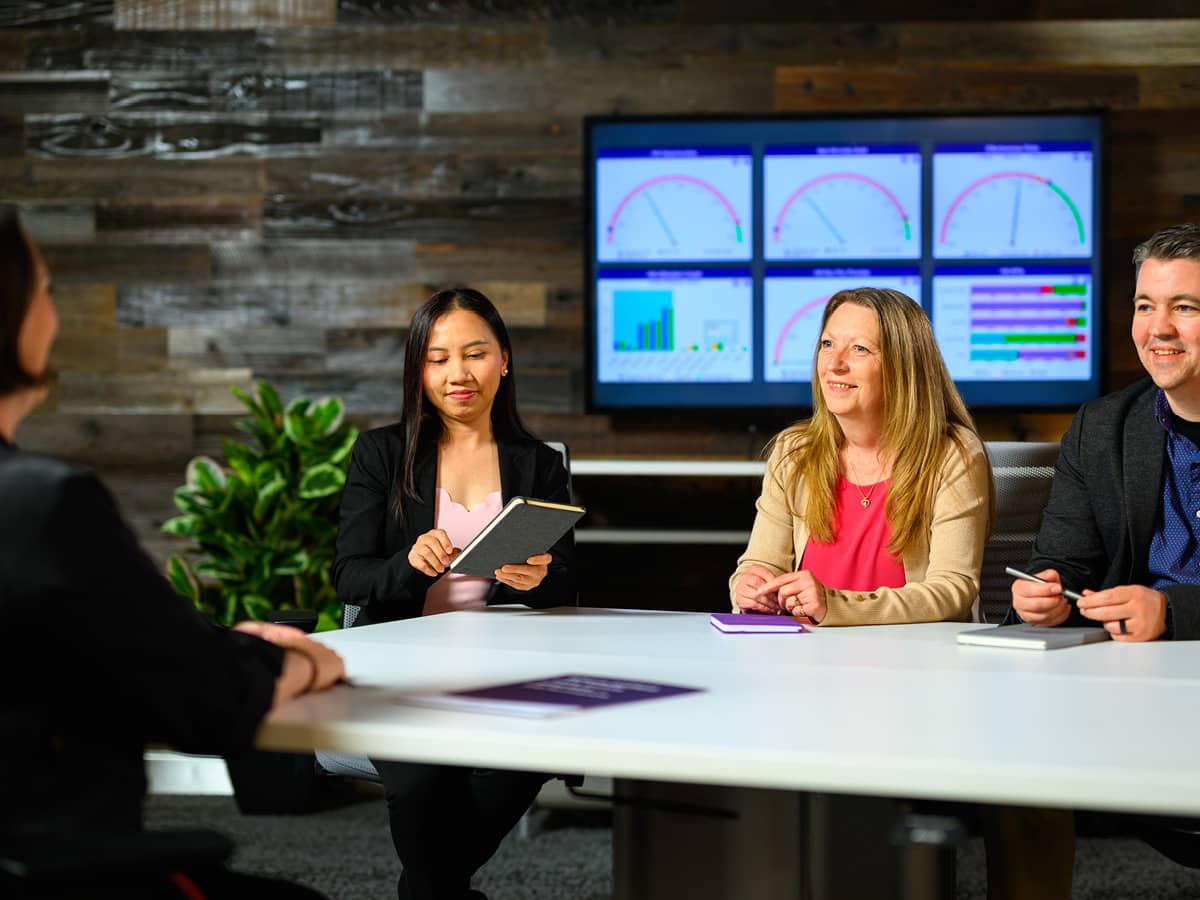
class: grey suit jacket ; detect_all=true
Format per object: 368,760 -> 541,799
1015,377 -> 1200,639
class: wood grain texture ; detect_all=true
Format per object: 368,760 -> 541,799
53,326 -> 167,372
96,194 -> 263,242
258,23 -> 547,69
0,71 -> 109,114
0,2 -> 114,29
38,243 -> 213,284
113,0 -> 336,30
57,367 -> 254,412
118,282 -> 436,328
15,414 -> 195,466
775,64 -> 1140,111
320,111 -> 580,153
107,69 -> 423,113
210,239 -> 418,282
264,195 -> 581,242
26,112 -> 324,159
14,201 -> 96,243
0,157 -> 265,198
897,19 -> 1200,66
168,326 -> 326,368
425,63 -> 776,114
22,27 -> 259,71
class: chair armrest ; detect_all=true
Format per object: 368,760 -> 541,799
267,608 -> 318,634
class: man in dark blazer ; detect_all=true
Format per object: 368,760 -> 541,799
989,223 -> 1200,900
1012,222 -> 1200,642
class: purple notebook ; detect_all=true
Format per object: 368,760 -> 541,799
710,613 -> 807,634
405,674 -> 703,718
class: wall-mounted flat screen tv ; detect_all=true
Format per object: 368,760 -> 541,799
584,112 -> 1106,412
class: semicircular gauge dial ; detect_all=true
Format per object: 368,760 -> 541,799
769,173 -> 916,260
937,171 -> 1088,259
601,175 -> 748,262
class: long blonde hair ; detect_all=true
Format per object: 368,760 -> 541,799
774,288 -> 992,558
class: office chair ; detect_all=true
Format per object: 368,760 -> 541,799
978,442 -> 1060,624
317,441 -> 577,788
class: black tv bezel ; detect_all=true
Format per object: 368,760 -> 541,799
582,109 -> 1109,418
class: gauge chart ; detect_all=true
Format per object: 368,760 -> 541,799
764,145 -> 921,261
596,148 -> 752,263
764,267 -> 922,383
932,265 -> 1093,381
596,268 -> 752,383
934,142 -> 1094,259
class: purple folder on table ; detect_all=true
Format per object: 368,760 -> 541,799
710,613 -> 806,634
405,674 -> 703,718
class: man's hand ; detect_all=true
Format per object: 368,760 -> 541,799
1011,568 -> 1073,627
1078,585 -> 1168,642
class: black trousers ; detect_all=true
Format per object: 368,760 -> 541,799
371,759 -> 549,900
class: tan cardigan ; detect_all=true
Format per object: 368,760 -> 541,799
728,428 -> 991,626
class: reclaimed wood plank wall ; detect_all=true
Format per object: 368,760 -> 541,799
2,1 -> 1198,579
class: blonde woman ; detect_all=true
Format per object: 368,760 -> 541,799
730,287 -> 993,626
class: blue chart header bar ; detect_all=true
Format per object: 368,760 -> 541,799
934,264 -> 1093,277
765,266 -> 921,278
597,147 -> 753,159
765,144 -> 920,156
935,142 -> 1093,154
598,268 -> 753,280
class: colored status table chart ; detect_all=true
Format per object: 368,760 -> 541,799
931,265 -> 1093,382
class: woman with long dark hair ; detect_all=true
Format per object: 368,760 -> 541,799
332,288 -> 576,900
0,213 -> 344,896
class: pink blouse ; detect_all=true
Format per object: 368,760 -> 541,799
421,488 -> 503,616
800,477 -> 906,592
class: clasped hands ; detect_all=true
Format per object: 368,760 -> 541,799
1011,568 -> 1167,642
735,564 -> 827,624
408,528 -> 551,591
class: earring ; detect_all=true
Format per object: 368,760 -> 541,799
502,368 -> 508,376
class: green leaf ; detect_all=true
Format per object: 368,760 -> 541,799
186,456 -> 227,495
220,590 -> 239,627
327,427 -> 358,465
308,396 -> 344,438
298,463 -> 345,499
166,555 -> 201,604
172,486 -> 207,516
256,382 -> 284,424
161,515 -> 197,538
254,475 -> 288,519
242,593 -> 274,621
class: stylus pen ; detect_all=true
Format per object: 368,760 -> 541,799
1004,566 -> 1085,603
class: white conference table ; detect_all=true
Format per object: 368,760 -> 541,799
257,607 -> 1200,898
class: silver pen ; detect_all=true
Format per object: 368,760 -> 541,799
1004,566 -> 1084,603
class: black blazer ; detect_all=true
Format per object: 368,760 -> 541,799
0,440 -> 283,836
332,426 -> 577,626
1014,377 -> 1200,639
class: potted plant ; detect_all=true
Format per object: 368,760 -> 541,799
162,381 -> 358,812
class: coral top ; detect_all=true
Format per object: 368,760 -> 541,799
422,488 -> 503,616
800,477 -> 906,592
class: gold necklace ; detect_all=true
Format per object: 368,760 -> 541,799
845,455 -> 880,509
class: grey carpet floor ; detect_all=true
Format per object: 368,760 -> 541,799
145,794 -> 1200,899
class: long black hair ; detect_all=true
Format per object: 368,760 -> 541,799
0,207 -> 43,395
393,287 -> 537,521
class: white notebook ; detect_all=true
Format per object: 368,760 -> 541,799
956,624 -> 1111,651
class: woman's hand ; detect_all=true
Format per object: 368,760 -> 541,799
408,528 -> 458,576
756,570 -> 828,624
734,565 -> 781,613
495,553 -> 552,592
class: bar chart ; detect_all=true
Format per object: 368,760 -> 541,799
596,269 -> 753,384
932,265 -> 1093,382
